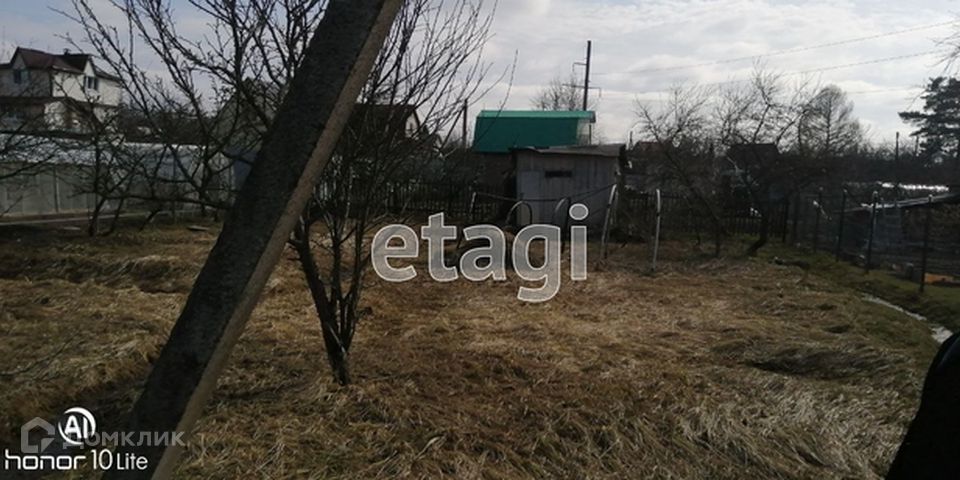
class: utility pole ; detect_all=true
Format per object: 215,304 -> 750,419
895,131 -> 900,163
582,40 -> 591,111
569,40 -> 596,110
894,131 -> 901,197
563,40 -> 598,143
462,99 -> 468,149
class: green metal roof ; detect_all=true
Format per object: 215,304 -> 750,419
476,110 -> 595,119
473,110 -> 595,154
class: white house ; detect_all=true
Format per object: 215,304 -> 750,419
0,47 -> 122,132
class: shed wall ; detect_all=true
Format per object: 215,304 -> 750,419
515,152 -> 618,228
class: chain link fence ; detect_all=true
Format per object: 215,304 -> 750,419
789,189 -> 960,288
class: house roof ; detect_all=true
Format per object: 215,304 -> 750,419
13,47 -> 86,73
477,110 -> 596,120
348,103 -> 419,129
339,103 -> 420,148
848,192 -> 960,212
513,144 -> 624,158
2,47 -> 121,82
726,143 -> 780,162
628,141 -> 669,157
473,110 -> 596,154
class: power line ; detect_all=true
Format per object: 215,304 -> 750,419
845,87 -> 924,95
600,19 -> 959,76
616,86 -> 922,98
792,50 -> 947,75
680,50 -> 945,90
617,85 -> 920,94
621,50 -> 945,96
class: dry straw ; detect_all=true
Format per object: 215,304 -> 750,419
0,226 -> 937,479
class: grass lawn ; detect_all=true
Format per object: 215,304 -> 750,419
760,242 -> 960,333
0,223 -> 944,479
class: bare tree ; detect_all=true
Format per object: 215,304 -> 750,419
632,70 -> 858,255
66,107 -> 129,236
67,0 -> 498,385
532,73 -> 584,111
634,85 -> 726,255
62,0 -> 278,215
714,68 -> 824,255
798,85 -> 862,161
43,75 -> 145,236
292,0 -> 496,385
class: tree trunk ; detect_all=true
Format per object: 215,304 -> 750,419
88,196 -> 108,237
139,207 -> 161,231
316,295 -> 352,386
327,342 -> 351,385
103,196 -> 126,236
294,227 -> 353,385
713,219 -> 722,258
747,209 -> 770,256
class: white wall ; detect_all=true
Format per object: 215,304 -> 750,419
0,55 -> 121,106
0,56 -> 51,97
0,138 -> 235,218
0,165 -> 96,217
50,64 -> 121,106
405,115 -> 419,137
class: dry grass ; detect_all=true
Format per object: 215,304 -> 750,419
0,224 -> 939,479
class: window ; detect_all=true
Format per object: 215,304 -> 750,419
12,69 -> 25,84
544,170 -> 573,178
84,76 -> 99,91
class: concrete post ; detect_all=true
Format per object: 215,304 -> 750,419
103,2 -> 402,478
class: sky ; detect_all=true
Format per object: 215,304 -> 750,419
2,0 -> 959,145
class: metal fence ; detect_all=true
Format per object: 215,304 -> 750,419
9,159 -> 952,289
788,189 -> 960,286
618,189 -> 789,241
313,177 -> 503,223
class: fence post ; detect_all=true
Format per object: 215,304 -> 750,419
790,193 -> 800,245
601,184 -> 618,259
865,191 -> 878,273
919,194 -> 933,293
652,189 -> 662,272
781,197 -> 789,243
52,165 -> 62,213
641,192 -> 651,240
446,183 -> 454,215
835,189 -> 846,262
467,190 -> 478,223
812,189 -> 822,251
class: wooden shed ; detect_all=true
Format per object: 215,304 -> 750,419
470,110 -> 596,189
513,144 -> 623,228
